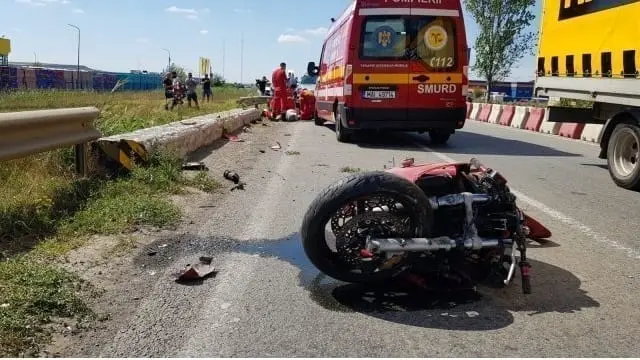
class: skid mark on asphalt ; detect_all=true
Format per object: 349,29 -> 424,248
410,140 -> 640,260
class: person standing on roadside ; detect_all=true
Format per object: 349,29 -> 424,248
202,74 -> 212,103
271,62 -> 288,121
256,76 -> 268,96
163,72 -> 174,110
185,72 -> 200,109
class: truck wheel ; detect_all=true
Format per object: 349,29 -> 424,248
429,130 -> 451,145
314,111 -> 324,126
607,123 -> 640,190
335,112 -> 351,143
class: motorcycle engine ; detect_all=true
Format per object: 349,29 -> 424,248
469,169 -> 521,239
419,170 -> 521,239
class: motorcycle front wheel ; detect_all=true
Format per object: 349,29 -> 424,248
300,171 -> 434,284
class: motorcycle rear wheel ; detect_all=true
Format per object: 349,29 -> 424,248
300,171 -> 434,284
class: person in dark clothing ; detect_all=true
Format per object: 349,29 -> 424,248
185,72 -> 200,109
202,74 -> 212,102
256,76 -> 268,96
163,72 -> 174,110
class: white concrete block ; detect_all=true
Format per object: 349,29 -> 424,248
581,124 -> 604,143
511,106 -> 530,129
99,108 -> 261,158
469,103 -> 481,120
488,104 -> 502,124
538,110 -> 561,135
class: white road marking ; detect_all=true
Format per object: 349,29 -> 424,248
413,141 -> 640,260
176,123 -> 306,356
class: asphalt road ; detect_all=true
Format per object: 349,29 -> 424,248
99,120 -> 640,357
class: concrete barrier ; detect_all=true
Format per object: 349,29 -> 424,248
524,107 -> 545,132
538,110 -> 561,135
557,123 -> 586,139
469,103 -> 481,120
95,108 -> 261,170
581,124 -> 604,143
478,104 -> 492,122
488,104 -> 502,124
511,106 -> 530,129
498,105 -> 515,126
469,103 -> 606,145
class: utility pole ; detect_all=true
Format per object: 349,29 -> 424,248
162,48 -> 171,72
240,32 -> 244,84
33,52 -> 37,66
222,40 -> 225,79
67,24 -> 80,89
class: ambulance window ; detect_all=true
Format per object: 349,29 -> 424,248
359,17 -> 407,59
415,17 -> 457,70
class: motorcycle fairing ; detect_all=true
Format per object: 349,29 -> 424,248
385,161 -> 552,240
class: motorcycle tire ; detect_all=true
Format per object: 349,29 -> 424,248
300,171 -> 434,284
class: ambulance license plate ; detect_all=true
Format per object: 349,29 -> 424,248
362,90 -> 396,99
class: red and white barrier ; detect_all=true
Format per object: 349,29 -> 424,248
465,102 -> 605,145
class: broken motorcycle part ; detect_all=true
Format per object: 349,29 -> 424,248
182,162 -> 208,171
223,170 -> 240,184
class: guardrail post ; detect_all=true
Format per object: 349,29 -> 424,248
74,143 -> 87,176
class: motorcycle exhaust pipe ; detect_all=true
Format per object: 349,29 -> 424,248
428,192 -> 490,209
367,237 -> 506,253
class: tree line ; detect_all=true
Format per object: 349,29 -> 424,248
464,0 -> 538,100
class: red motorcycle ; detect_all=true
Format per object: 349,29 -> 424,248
300,158 -> 552,294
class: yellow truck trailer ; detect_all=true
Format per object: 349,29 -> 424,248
534,0 -> 640,190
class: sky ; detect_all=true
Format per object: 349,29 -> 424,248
1,0 -> 542,83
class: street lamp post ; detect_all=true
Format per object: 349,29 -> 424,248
67,24 -> 80,90
162,48 -> 171,72
67,23 -> 85,175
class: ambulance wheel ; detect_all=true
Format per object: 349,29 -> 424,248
335,112 -> 351,143
314,111 -> 324,126
429,130 -> 451,145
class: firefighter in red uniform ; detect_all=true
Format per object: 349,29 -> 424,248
271,62 -> 288,121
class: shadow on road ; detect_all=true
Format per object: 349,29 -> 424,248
581,163 -> 609,170
138,232 -> 599,332
321,124 -> 582,158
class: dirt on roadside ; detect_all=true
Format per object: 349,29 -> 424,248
44,119 -> 292,357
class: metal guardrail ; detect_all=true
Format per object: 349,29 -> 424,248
0,107 -> 101,176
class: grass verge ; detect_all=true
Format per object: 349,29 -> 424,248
0,89 -> 238,356
0,151 -> 221,356
0,88 -> 253,136
340,166 -> 363,173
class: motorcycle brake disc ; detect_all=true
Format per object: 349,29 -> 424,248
329,195 -> 407,234
333,211 -> 412,267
